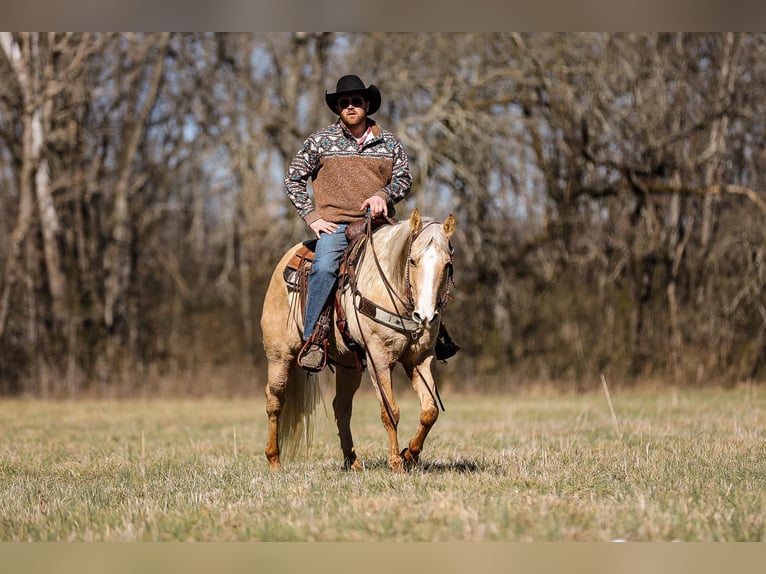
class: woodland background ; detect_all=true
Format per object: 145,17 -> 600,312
1,32 -> 766,397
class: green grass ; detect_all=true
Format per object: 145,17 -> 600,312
1,385 -> 765,541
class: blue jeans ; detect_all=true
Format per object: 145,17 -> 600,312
303,224 -> 348,341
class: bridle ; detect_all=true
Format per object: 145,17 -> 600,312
403,223 -> 455,318
360,217 -> 454,339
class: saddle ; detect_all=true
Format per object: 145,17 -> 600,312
282,216 -> 394,318
282,239 -> 317,316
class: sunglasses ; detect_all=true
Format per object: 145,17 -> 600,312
338,97 -> 365,109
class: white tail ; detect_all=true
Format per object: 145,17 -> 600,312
277,366 -> 323,460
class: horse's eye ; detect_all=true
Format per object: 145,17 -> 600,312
408,257 -> 416,267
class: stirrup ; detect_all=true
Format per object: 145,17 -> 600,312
297,339 -> 327,372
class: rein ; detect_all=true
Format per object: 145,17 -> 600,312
346,216 -> 452,425
363,215 -> 419,338
348,215 -> 408,428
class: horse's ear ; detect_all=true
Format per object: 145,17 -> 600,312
443,214 -> 456,238
409,208 -> 422,234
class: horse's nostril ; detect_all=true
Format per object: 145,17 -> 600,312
413,310 -> 439,325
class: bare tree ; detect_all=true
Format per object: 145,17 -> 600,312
3,33 -> 766,395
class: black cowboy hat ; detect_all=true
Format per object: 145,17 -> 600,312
325,74 -> 381,116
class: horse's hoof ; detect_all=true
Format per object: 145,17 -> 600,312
389,455 -> 405,473
343,456 -> 364,472
400,448 -> 419,470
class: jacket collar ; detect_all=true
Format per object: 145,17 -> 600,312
337,118 -> 381,141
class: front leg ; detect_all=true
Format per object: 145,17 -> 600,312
369,360 -> 402,472
401,355 -> 439,468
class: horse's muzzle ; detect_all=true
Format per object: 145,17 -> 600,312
412,309 -> 439,327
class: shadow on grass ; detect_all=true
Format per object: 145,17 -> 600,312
347,457 -> 484,473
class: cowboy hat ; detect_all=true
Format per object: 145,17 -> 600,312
325,74 -> 381,116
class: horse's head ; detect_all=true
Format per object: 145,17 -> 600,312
406,209 -> 456,327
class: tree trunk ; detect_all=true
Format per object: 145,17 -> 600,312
103,33 -> 170,369
0,33 -> 68,337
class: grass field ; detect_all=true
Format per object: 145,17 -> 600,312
1,383 -> 765,541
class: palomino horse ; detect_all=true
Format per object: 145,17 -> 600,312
261,208 -> 456,472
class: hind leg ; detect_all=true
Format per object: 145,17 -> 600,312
261,244 -> 309,471
264,357 -> 292,471
333,365 -> 363,471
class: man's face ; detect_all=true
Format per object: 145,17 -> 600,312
336,92 -> 368,128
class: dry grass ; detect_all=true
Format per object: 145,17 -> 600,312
1,384 -> 765,541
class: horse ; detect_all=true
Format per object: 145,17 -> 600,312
260,208 -> 456,472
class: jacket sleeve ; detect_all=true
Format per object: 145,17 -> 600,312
379,136 -> 413,205
284,136 -> 321,224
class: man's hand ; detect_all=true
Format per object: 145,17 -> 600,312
360,195 -> 387,218
309,218 -> 338,239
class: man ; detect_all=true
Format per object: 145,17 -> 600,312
284,74 -> 413,371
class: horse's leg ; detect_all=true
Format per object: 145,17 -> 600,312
333,365 -> 363,471
261,245 -> 307,471
368,356 -> 402,472
401,355 -> 439,468
264,357 -> 291,471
